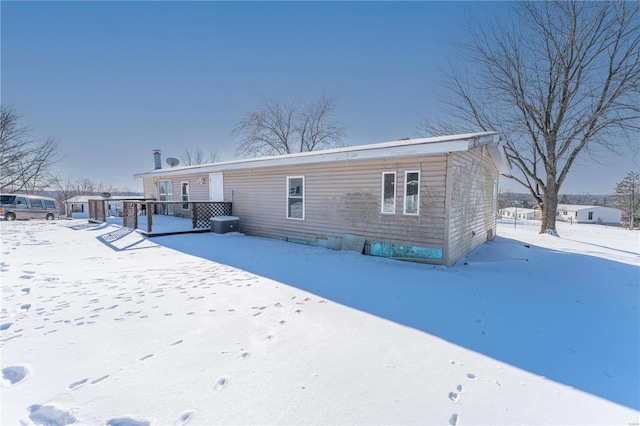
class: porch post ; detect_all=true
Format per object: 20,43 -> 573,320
146,202 -> 153,233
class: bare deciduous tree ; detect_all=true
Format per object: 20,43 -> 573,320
0,106 -> 61,193
418,1 -> 640,234
179,147 -> 220,166
233,95 -> 347,158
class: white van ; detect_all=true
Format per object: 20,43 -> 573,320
0,193 -> 60,221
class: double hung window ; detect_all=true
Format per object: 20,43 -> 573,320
381,172 -> 396,214
287,176 -> 304,220
403,171 -> 420,215
181,182 -> 190,210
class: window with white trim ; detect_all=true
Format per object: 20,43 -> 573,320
381,172 -> 396,214
181,181 -> 190,210
287,176 -> 304,220
404,171 -> 420,215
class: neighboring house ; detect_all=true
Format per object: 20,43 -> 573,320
64,196 -> 138,219
499,207 -> 535,220
554,204 -> 622,225
133,132 -> 510,266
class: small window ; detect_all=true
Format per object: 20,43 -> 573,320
588,211 -> 593,220
15,197 -> 27,207
30,199 -> 44,209
404,171 -> 420,215
381,172 -> 396,214
44,200 -> 56,209
71,203 -> 84,213
287,176 -> 304,220
181,182 -> 190,210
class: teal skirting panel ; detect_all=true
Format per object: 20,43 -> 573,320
287,237 -> 318,247
368,241 -> 443,260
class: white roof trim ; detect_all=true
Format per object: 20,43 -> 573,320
64,196 -> 144,203
557,204 -> 621,212
134,132 -> 508,178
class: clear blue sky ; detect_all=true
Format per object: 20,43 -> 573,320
2,1 -> 636,194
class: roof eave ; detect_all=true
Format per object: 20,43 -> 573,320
133,132 -> 503,179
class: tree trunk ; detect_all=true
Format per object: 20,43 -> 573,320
540,180 -> 559,235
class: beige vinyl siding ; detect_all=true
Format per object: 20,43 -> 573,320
224,155 -> 448,250
187,175 -> 211,201
142,174 -> 211,218
143,175 -> 210,202
143,178 -> 156,200
446,147 -> 498,265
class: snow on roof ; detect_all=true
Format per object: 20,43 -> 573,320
64,195 -> 145,203
501,207 -> 535,213
134,132 -> 510,178
558,204 -> 621,212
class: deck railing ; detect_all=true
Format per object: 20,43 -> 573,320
88,200 -> 232,234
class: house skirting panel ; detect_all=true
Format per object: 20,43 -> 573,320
366,241 -> 443,261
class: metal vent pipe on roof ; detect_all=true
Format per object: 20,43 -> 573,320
153,150 -> 161,170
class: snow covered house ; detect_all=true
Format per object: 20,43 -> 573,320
133,132 -> 510,266
499,207 -> 535,220
555,204 -> 622,225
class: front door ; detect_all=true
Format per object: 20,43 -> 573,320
209,173 -> 224,201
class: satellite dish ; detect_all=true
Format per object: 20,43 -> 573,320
101,192 -> 111,199
166,157 -> 180,167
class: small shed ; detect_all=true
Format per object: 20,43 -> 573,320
556,204 -> 622,225
134,132 -> 510,266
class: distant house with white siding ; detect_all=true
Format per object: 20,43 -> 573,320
133,132 -> 510,266
555,204 -> 622,225
499,207 -> 536,220
64,196 -> 138,219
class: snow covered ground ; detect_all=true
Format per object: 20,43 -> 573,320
1,218 -> 638,425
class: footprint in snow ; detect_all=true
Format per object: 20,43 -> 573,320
2,365 -> 30,385
449,413 -> 459,426
139,354 -> 154,361
467,373 -> 477,379
91,375 -> 109,384
448,392 -> 459,402
69,378 -> 89,389
106,417 -> 150,426
176,410 -> 194,425
215,377 -> 229,390
28,404 -> 77,426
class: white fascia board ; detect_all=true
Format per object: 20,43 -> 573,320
134,140 -> 468,179
133,132 -> 500,179
486,143 -> 511,175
